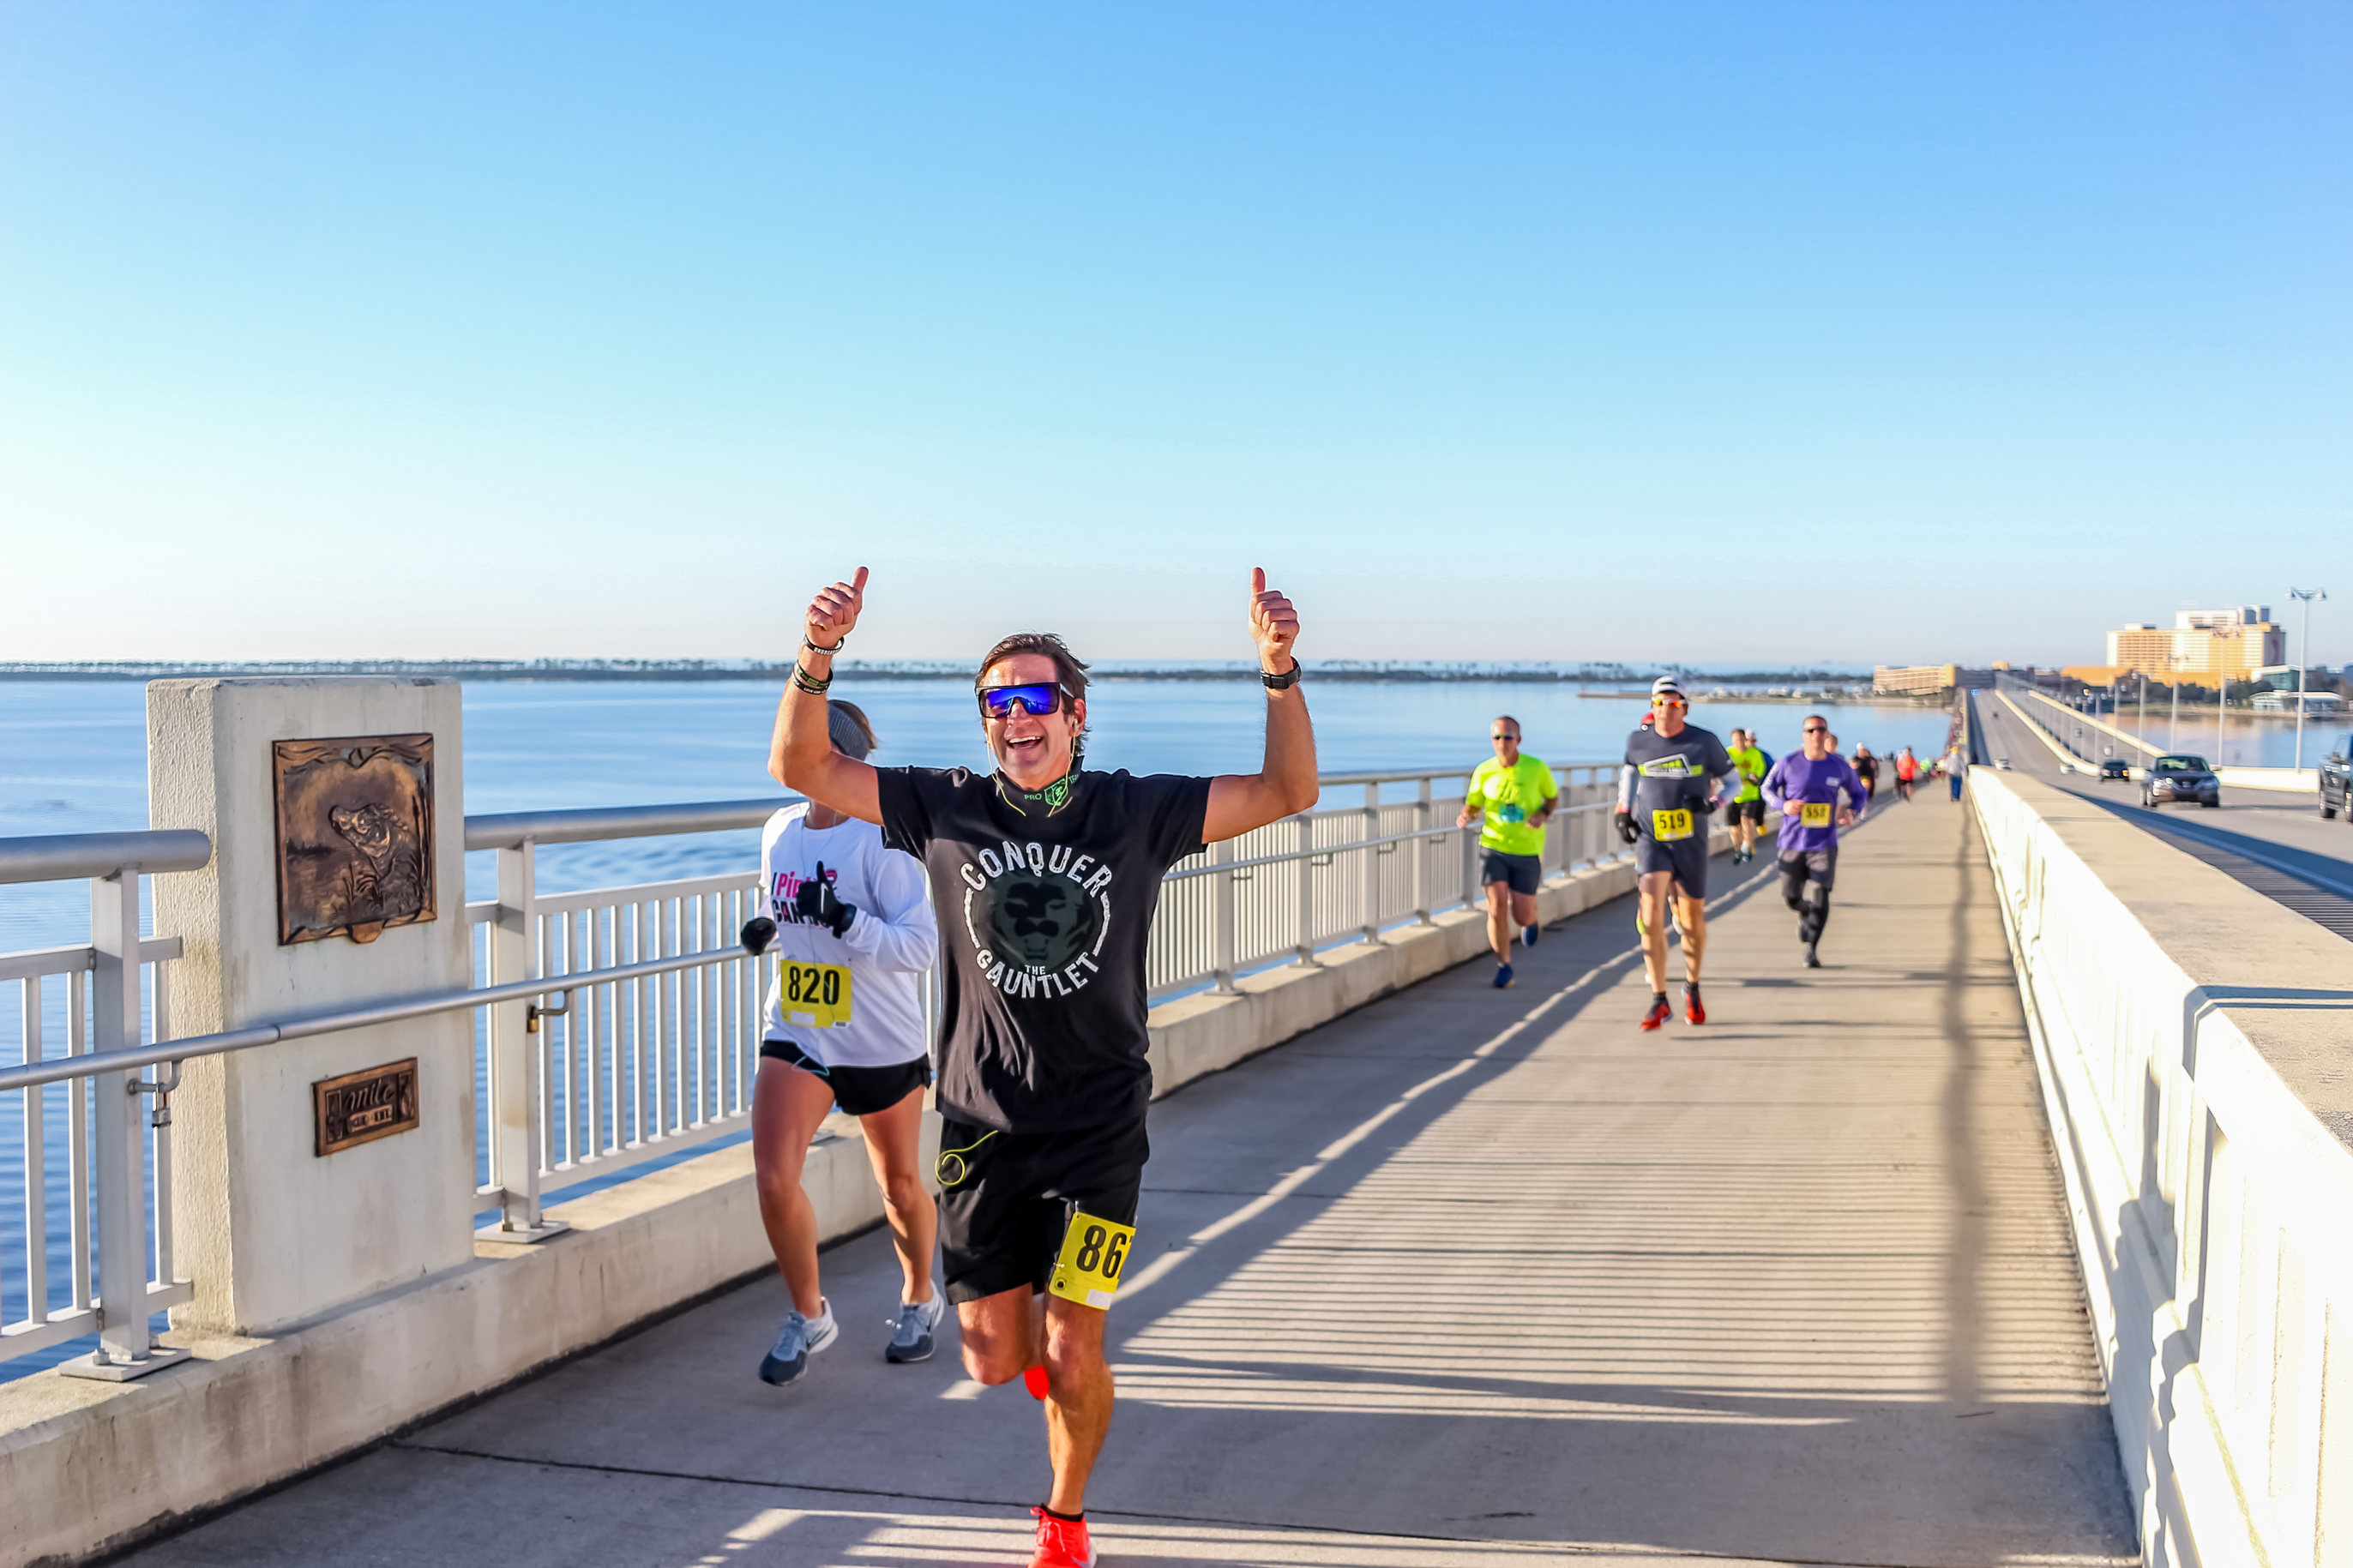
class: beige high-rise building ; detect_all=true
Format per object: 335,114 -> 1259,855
2105,607 -> 2284,682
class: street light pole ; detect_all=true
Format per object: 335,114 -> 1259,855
2290,587 -> 2326,774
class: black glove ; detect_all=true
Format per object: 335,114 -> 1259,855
793,861 -> 858,939
1615,809 -> 1639,845
738,916 -> 776,957
1702,797 -> 1720,815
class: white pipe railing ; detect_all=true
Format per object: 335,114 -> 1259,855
3,763 -> 1635,1361
1,831 -> 211,1377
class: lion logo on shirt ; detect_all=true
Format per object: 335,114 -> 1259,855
959,838 -> 1116,1001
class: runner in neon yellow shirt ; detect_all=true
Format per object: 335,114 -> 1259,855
1724,729 -> 1772,866
1459,718 -> 1559,987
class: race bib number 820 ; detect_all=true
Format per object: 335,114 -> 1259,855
1049,1211 -> 1134,1308
778,960 -> 852,1029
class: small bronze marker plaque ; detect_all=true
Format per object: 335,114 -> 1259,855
315,1058 -> 420,1156
273,733 -> 436,946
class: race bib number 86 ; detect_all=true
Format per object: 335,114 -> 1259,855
1049,1211 -> 1134,1308
778,960 -> 852,1029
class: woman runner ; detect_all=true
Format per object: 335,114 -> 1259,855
743,700 -> 945,1385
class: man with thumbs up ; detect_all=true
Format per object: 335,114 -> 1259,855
770,566 -> 1317,1568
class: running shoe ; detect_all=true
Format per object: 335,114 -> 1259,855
759,1299 -> 837,1385
1520,922 -> 1539,949
1683,984 -> 1705,1025
1639,995 -> 1673,1031
886,1289 -> 946,1364
1029,1507 -> 1098,1568
1024,1364 -> 1051,1400
1493,963 -> 1514,988
1803,944 -> 1821,970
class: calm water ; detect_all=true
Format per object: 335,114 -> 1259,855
1,678 -> 1956,1373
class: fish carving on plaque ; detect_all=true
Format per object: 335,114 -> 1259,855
272,734 -> 436,945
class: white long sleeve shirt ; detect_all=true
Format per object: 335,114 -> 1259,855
756,804 -> 937,1069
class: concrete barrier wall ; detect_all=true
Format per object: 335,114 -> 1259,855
1971,770 -> 2353,1568
0,826 -> 1714,1567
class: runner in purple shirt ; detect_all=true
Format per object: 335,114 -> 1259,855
1761,715 -> 1865,969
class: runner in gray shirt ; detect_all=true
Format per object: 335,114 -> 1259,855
1613,676 -> 1738,1030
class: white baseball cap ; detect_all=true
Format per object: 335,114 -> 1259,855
1650,676 -> 1688,703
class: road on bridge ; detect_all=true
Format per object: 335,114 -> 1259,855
1976,688 -> 2353,939
124,793 -> 2135,1568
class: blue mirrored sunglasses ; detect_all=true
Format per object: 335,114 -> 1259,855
977,682 -> 1068,719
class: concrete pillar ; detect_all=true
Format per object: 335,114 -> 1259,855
148,678 -> 474,1337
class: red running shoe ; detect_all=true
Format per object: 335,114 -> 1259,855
1030,1506 -> 1098,1567
1639,997 -> 1672,1031
1023,1364 -> 1050,1400
1683,985 -> 1706,1025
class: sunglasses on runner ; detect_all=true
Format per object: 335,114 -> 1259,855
1803,724 -> 1828,734
1651,696 -> 1686,708
977,682 -> 1070,719
1490,732 -> 1518,742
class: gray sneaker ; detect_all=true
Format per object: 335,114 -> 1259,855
759,1300 -> 837,1385
885,1289 -> 947,1364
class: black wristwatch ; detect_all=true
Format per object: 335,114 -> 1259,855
1261,660 -> 1303,691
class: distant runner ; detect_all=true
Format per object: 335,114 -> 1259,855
1947,743 -> 1967,802
1851,746 -> 1879,812
1459,716 -> 1559,988
1893,747 -> 1918,803
1614,677 -> 1736,1029
1724,728 -> 1771,865
741,700 -> 943,1385
1762,715 -> 1865,969
772,566 -> 1315,1568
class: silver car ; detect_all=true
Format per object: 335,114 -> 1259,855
2142,754 -> 2220,809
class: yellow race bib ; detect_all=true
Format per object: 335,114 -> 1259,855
1652,808 -> 1694,842
1049,1211 -> 1134,1308
1799,802 -> 1833,828
778,959 -> 853,1029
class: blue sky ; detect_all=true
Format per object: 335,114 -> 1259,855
3,3 -> 2346,668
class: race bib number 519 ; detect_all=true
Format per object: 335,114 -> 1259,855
1049,1211 -> 1134,1309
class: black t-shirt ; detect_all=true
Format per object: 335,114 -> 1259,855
876,766 -> 1213,1134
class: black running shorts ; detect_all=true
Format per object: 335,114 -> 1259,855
934,1114 -> 1149,1306
760,1038 -> 931,1118
1777,845 -> 1838,893
1479,849 -> 1542,896
1728,797 -> 1765,826
1633,831 -> 1710,898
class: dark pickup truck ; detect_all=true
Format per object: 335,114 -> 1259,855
2323,731 -> 2352,820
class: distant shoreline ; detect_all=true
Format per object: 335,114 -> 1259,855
0,660 -> 1881,688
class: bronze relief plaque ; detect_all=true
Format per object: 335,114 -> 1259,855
273,734 -> 436,946
314,1058 -> 420,1155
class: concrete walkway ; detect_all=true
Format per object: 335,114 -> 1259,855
123,796 -> 2135,1567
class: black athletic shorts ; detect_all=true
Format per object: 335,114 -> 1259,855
1728,797 -> 1765,826
1480,849 -> 1542,896
1633,830 -> 1710,898
1777,845 -> 1838,893
760,1038 -> 931,1118
934,1113 -> 1148,1306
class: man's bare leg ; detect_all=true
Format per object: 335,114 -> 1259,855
1637,871 -> 1673,994
1484,881 -> 1513,963
957,1287 -> 1114,1517
1675,888 -> 1706,983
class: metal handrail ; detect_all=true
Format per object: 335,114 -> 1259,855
465,797 -> 791,850
0,944 -> 739,1094
0,830 -> 212,886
